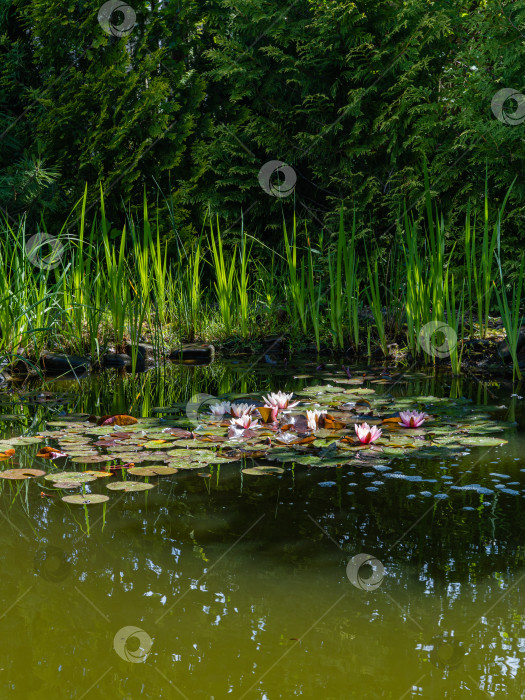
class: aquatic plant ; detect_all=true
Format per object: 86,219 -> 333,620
399,410 -> 428,428
263,391 -> 299,411
355,423 -> 382,444
209,401 -> 231,416
230,403 -> 257,417
230,414 -> 259,430
306,409 -> 327,431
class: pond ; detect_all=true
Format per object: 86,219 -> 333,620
0,360 -> 523,699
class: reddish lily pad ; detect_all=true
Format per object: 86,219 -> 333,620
97,415 -> 138,426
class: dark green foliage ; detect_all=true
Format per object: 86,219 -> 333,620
0,0 -> 207,235
0,0 -> 524,261
192,0 -> 525,256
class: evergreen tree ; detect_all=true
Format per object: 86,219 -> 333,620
0,0 -> 207,234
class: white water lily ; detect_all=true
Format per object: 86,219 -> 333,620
209,401 -> 231,417
306,409 -> 327,431
230,402 -> 257,418
263,391 -> 299,410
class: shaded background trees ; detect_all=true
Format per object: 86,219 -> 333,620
1,0 -> 524,258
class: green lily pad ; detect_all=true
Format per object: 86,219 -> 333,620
242,466 -> 285,476
62,494 -> 110,504
128,466 -> 178,476
43,471 -> 98,483
106,481 -> 155,492
71,455 -> 114,463
8,436 -> 43,445
456,436 -> 508,447
142,440 -> 175,449
110,454 -> 150,463
170,462 -> 205,470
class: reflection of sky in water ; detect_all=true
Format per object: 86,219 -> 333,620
0,363 -> 523,698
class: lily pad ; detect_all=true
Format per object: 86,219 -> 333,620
7,436 -> 43,445
43,471 -> 98,484
71,455 -> 115,463
456,436 -> 508,447
0,468 -> 46,480
62,494 -> 110,504
106,481 -> 155,492
242,466 -> 284,476
128,466 -> 178,476
142,440 -> 175,449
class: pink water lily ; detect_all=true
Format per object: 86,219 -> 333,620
263,391 -> 299,411
355,422 -> 382,444
230,414 -> 259,430
306,409 -> 327,431
230,403 -> 257,418
399,410 -> 429,428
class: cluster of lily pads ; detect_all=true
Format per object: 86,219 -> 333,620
0,378 -> 513,506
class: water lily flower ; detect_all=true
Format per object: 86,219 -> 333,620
399,410 -> 428,428
230,403 -> 257,418
306,409 -> 327,431
230,414 -> 259,430
263,391 -> 299,411
355,422 -> 382,444
209,401 -> 231,417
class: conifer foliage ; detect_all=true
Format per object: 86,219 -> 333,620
0,0 -> 524,253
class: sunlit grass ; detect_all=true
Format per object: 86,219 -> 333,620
0,179 -> 521,381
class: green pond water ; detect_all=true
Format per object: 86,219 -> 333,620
0,360 -> 524,699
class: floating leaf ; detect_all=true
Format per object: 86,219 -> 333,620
106,481 -> 154,492
62,494 -> 110,504
171,463 -> 204,470
43,471 -> 98,483
37,446 -> 67,459
457,436 -> 508,447
242,466 -> 284,476
8,436 -> 43,445
71,455 -> 114,463
97,415 -> 138,426
142,440 -> 171,449
128,466 -> 178,476
257,406 -> 275,423
0,468 -> 45,480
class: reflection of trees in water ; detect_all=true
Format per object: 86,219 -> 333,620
0,370 -> 523,697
